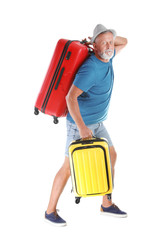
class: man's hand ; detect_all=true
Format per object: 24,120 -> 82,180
81,37 -> 92,46
79,125 -> 93,140
114,36 -> 128,55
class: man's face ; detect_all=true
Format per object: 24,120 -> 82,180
93,32 -> 114,61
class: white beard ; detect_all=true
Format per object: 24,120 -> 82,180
98,49 -> 114,60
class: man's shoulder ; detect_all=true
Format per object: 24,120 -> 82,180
81,54 -> 97,70
79,54 -> 96,70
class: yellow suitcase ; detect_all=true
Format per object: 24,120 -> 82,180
69,137 -> 113,203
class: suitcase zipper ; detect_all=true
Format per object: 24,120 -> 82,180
54,67 -> 65,90
41,40 -> 72,113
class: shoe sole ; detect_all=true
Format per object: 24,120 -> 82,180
44,218 -> 67,227
100,211 -> 128,218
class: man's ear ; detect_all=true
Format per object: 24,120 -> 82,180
93,42 -> 97,51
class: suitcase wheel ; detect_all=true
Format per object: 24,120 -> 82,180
34,107 -> 39,115
75,197 -> 81,204
53,116 -> 59,124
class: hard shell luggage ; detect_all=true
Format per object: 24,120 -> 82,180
34,39 -> 91,123
69,137 -> 113,204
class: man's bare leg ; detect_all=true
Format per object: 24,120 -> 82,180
102,146 -> 117,207
46,156 -> 70,214
46,146 -> 117,212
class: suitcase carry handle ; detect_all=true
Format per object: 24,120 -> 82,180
75,135 -> 96,141
75,136 -> 100,144
80,38 -> 94,52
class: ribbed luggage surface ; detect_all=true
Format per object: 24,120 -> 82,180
72,147 -> 109,195
69,138 -> 113,198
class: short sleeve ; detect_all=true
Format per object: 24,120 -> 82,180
73,61 -> 96,92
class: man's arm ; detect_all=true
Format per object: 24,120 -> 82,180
114,36 -> 128,55
66,85 -> 93,139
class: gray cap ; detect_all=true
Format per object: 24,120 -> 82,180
91,24 -> 117,43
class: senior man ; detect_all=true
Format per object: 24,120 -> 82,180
45,24 -> 128,226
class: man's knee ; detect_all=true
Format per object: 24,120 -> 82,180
62,156 -> 71,177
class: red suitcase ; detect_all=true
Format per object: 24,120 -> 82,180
34,39 -> 91,123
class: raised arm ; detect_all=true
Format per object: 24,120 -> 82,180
114,36 -> 128,55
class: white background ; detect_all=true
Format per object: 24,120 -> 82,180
0,0 -> 164,239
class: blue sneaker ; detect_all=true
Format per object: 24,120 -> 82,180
100,203 -> 127,218
45,211 -> 67,226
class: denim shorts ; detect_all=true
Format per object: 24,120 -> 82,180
65,119 -> 113,157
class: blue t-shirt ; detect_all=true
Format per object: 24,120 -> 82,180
66,50 -> 115,125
